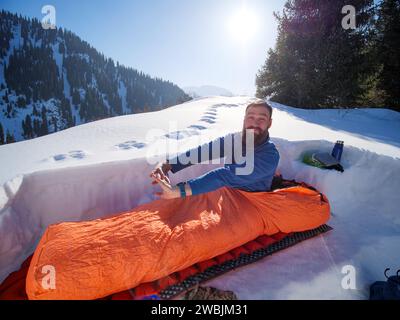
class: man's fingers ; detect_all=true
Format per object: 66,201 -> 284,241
150,172 -> 162,180
151,177 -> 168,186
154,174 -> 171,188
150,167 -> 162,177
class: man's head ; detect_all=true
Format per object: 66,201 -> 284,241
242,100 -> 273,147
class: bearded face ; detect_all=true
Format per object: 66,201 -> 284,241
242,126 -> 269,147
242,105 -> 272,148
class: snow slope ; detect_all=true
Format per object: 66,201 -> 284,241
0,16 -> 189,144
0,96 -> 399,299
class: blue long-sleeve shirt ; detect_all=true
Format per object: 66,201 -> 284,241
168,132 -> 280,196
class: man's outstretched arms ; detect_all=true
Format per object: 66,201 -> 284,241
150,135 -> 230,199
150,133 -> 279,199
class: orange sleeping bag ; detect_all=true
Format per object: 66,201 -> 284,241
26,186 -> 330,300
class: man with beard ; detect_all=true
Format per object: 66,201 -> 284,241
150,100 -> 280,199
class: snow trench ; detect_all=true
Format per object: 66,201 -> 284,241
0,138 -> 399,287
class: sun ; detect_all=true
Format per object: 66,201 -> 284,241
227,6 -> 259,44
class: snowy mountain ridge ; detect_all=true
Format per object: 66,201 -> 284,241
0,10 -> 190,144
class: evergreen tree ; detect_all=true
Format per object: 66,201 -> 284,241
6,103 -> 12,117
72,89 -> 80,105
40,106 -> 48,136
33,118 -> 40,136
17,96 -> 26,108
59,42 -> 65,54
256,0 -> 374,108
52,116 -> 58,132
6,130 -> 15,143
22,114 -> 33,139
375,0 -> 400,110
0,122 -> 4,145
33,104 -> 38,116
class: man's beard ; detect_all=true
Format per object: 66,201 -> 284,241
241,127 -> 269,148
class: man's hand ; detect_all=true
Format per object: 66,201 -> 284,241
150,162 -> 177,199
150,162 -> 172,186
151,173 -> 180,199
150,162 -> 192,199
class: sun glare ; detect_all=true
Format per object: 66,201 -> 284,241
227,6 -> 259,44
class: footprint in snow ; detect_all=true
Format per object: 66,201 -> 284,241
201,115 -> 217,120
209,104 -> 225,109
210,103 -> 238,109
187,125 -> 207,130
53,154 -> 67,161
69,150 -> 86,159
52,150 -> 88,161
200,117 -> 216,124
116,140 -> 146,150
165,130 -> 200,140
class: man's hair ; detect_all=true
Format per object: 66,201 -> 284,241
245,100 -> 273,118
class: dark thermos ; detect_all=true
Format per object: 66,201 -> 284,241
331,140 -> 344,161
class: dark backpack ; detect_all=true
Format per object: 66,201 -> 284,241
370,269 -> 400,300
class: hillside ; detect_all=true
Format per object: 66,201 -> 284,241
0,10 -> 191,144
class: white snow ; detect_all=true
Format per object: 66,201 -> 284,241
0,96 -> 399,300
51,43 -> 63,79
118,80 -> 129,115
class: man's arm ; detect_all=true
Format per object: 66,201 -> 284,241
187,149 -> 279,196
167,134 -> 232,173
150,134 -> 231,187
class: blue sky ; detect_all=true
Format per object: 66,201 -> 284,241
1,0 -> 285,95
